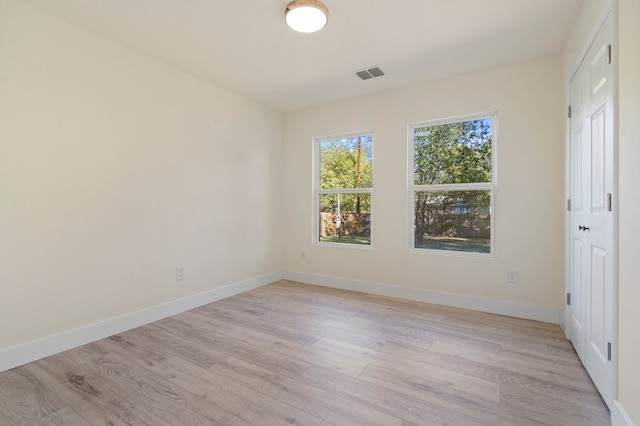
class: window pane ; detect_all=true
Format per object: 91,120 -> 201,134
320,135 -> 373,189
319,193 -> 371,245
414,118 -> 492,185
414,190 -> 490,253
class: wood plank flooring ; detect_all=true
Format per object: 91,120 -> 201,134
0,280 -> 610,425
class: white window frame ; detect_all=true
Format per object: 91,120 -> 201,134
313,130 -> 374,248
408,112 -> 497,257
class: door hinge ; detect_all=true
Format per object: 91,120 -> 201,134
607,193 -> 612,212
568,105 -> 572,118
607,342 -> 612,361
567,199 -> 571,212
566,292 -> 571,306
607,45 -> 612,64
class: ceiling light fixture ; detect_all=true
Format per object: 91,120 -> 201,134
285,0 -> 329,33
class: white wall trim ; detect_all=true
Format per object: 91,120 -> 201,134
0,271 -> 282,373
283,271 -> 561,324
613,400 -> 636,426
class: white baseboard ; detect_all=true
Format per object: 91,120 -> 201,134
0,271 -> 282,373
559,310 -> 568,337
613,400 -> 635,426
0,269 -> 565,373
282,270 -> 561,324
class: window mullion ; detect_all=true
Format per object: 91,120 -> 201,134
318,188 -> 372,195
412,183 -> 493,192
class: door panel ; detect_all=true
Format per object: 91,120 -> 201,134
590,39 -> 609,97
569,59 -> 587,364
590,106 -> 606,211
570,238 -> 586,361
589,245 -> 606,357
585,15 -> 614,406
571,127 -> 584,211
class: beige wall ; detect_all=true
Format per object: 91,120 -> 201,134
563,0 -> 610,75
0,0 -> 282,350
282,55 -> 565,311
564,0 -> 640,422
617,0 -> 640,422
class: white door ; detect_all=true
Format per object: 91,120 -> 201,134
568,13 -> 616,409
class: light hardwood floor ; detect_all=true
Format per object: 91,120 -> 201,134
0,280 -> 610,425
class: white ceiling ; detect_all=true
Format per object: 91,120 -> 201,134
23,0 -> 584,112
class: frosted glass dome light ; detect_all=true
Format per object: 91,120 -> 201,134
285,0 -> 329,33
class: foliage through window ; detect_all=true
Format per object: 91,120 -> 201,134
316,133 -> 373,245
410,115 -> 494,254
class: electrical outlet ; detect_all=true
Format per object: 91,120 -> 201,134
507,268 -> 518,284
176,267 -> 185,281
300,251 -> 306,261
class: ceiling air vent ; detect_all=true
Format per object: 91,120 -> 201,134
355,66 -> 385,81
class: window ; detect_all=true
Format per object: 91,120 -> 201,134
409,114 -> 495,255
315,133 -> 373,246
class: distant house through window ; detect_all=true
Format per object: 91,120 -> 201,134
409,114 -> 495,255
315,132 -> 373,246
